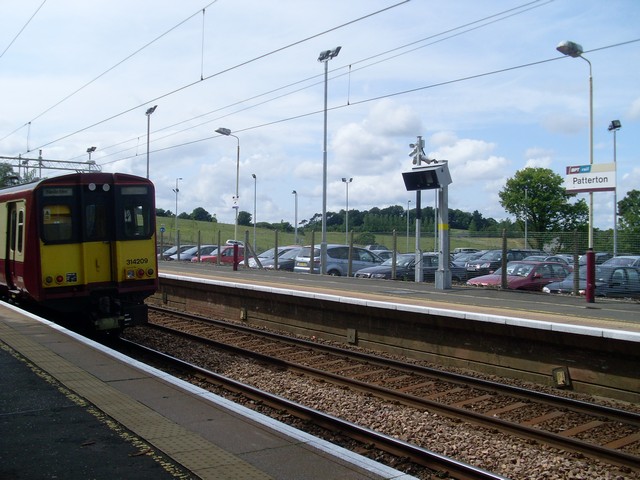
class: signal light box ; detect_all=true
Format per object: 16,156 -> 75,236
402,163 -> 452,191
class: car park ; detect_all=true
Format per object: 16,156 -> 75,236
452,250 -> 487,268
467,261 -> 572,291
465,249 -> 542,278
294,244 -> 382,276
542,265 -> 640,298
168,244 -> 218,261
193,245 -> 245,264
248,245 -> 301,268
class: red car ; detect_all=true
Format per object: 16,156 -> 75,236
192,245 -> 245,264
466,261 -> 572,291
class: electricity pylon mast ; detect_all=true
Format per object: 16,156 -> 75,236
0,150 -> 101,183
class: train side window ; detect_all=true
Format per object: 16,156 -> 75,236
42,205 -> 73,242
17,210 -> 24,253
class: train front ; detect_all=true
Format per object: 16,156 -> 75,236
36,173 -> 158,330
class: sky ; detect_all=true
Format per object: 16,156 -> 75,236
1,0 -> 639,232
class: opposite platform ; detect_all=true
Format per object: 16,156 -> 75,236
0,302 -> 415,480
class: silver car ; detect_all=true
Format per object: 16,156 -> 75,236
294,244 -> 382,276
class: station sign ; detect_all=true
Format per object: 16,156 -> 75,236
564,162 -> 615,193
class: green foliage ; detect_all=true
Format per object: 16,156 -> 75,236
0,163 -> 17,186
499,167 -> 587,249
237,210 -> 252,226
191,207 -> 214,222
618,189 -> 640,233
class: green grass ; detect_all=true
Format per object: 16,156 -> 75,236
156,218 -> 514,254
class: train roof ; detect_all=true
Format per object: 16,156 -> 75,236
0,172 -> 153,196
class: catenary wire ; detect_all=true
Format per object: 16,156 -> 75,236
68,0 -> 550,163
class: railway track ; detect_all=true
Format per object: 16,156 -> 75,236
127,307 -> 640,476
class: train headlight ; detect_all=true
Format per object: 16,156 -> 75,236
125,269 -> 136,279
45,276 -> 53,285
147,268 -> 154,277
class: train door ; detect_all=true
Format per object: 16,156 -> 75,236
81,185 -> 114,285
6,201 -> 26,290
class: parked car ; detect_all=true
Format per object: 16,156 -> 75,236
354,254 -> 417,280
601,255 -> 640,268
370,249 -> 395,261
248,245 -> 301,268
578,252 -> 613,265
467,261 -> 572,291
363,244 -> 389,251
452,250 -> 487,268
542,265 -> 640,298
294,244 -> 382,276
466,249 -> 542,278
262,247 -> 304,271
354,253 -> 467,282
193,245 -> 245,264
158,244 -> 196,261
523,255 -> 573,266
168,244 -> 217,261
453,248 -> 479,254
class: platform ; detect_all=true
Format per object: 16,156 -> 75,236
0,302 -> 415,480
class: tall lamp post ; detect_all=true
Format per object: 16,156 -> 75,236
406,199 -> 411,253
524,187 -> 528,248
252,173 -> 257,252
216,127 -> 240,242
556,40 -> 593,249
608,120 -> 621,257
318,46 -> 341,274
145,105 -> 157,179
172,177 -> 182,248
292,190 -> 298,244
341,177 -> 352,244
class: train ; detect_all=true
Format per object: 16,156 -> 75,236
0,172 -> 158,331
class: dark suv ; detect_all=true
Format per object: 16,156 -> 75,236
466,249 -> 542,279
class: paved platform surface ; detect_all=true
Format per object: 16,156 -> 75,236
0,303 -> 415,480
159,262 -> 640,334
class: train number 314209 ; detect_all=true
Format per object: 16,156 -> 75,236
126,258 -> 149,265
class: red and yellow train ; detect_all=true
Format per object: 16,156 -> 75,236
0,172 -> 158,330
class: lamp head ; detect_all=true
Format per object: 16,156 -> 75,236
145,105 -> 157,115
556,40 -> 583,58
608,120 -> 621,131
86,146 -> 96,153
252,173 -> 256,179
318,46 -> 341,62
216,127 -> 231,136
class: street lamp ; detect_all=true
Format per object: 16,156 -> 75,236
406,199 -> 411,253
341,177 -> 352,244
556,40 -> 593,249
318,46 -> 341,274
608,120 -> 621,257
252,173 -> 257,252
216,127 -> 240,242
172,177 -> 182,249
86,146 -> 96,161
524,187 -> 528,248
292,190 -> 298,244
145,105 -> 157,179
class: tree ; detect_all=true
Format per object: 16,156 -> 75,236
0,163 -> 17,186
190,207 -> 213,222
237,210 -> 252,226
618,189 -> 640,233
499,167 -> 588,249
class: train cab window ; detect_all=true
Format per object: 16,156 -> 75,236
117,185 -> 153,239
42,205 -> 73,242
85,203 -> 108,240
